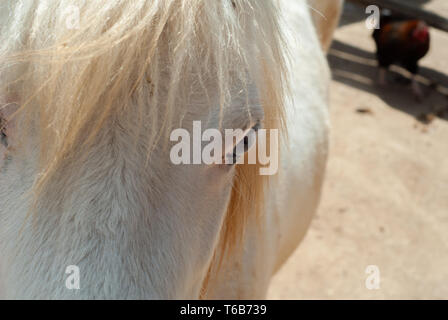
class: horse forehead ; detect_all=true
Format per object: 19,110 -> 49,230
183,83 -> 264,130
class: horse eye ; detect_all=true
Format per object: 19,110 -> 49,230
0,116 -> 8,148
226,122 -> 260,165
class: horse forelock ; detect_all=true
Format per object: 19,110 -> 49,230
0,0 -> 287,294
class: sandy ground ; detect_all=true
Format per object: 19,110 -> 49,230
268,1 -> 448,299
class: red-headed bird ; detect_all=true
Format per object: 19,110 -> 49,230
373,13 -> 430,100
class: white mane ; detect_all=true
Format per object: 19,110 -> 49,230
0,0 -> 339,299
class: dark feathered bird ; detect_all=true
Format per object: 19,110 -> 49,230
372,11 -> 430,100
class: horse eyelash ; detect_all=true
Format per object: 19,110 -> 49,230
227,121 -> 261,165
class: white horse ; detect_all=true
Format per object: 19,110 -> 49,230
0,0 -> 341,299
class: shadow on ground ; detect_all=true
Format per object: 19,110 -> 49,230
328,39 -> 448,122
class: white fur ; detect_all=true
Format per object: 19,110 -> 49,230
204,0 -> 331,298
308,0 -> 344,52
0,0 -> 331,299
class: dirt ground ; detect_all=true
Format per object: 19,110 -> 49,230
268,1 -> 448,299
